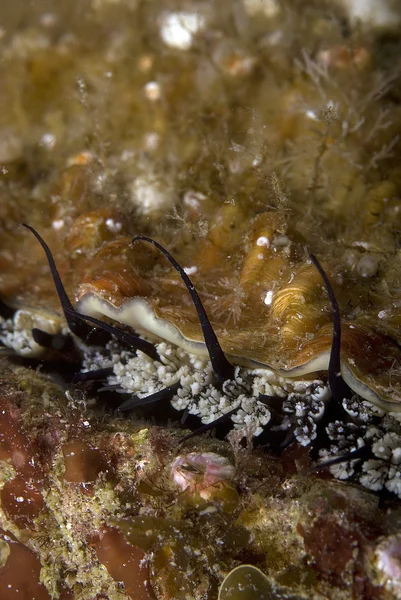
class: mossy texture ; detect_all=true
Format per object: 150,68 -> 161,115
0,0 -> 401,598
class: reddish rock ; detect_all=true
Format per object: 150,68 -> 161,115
62,440 -> 109,483
0,529 -> 50,600
0,399 -> 43,480
1,475 -> 44,529
92,527 -> 156,600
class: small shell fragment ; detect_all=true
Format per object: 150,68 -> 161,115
218,564 -> 303,600
218,565 -> 273,600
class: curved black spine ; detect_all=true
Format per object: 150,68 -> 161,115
131,235 -> 235,382
73,367 -> 114,383
179,406 -> 239,444
0,297 -> 16,319
310,253 -> 353,403
65,307 -> 159,361
116,382 -> 180,412
22,224 -> 109,344
311,445 -> 369,471
32,328 -> 74,352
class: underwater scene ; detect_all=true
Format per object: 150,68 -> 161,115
0,0 -> 401,598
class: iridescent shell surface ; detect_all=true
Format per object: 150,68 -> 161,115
70,204 -> 401,412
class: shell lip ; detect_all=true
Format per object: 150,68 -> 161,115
278,353 -> 330,378
76,293 -> 315,371
281,355 -> 401,412
76,293 -> 401,412
76,293 -> 209,355
341,362 -> 401,413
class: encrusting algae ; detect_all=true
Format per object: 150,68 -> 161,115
0,0 -> 401,598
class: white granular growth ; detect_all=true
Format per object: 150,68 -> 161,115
82,339 -> 328,439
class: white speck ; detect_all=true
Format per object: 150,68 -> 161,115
16,496 -> 24,503
264,30 -> 283,46
121,149 -> 135,162
306,109 -> 318,121
143,132 -> 160,152
257,253 -> 264,260
183,190 -> 207,210
352,240 -> 371,250
93,172 -> 108,193
40,132 -> 56,149
264,290 -> 274,306
184,266 -> 197,276
273,235 -> 290,247
52,219 -> 65,231
160,11 -> 206,50
230,142 -> 244,153
357,254 -> 379,278
256,236 -> 270,248
199,506 -> 218,515
40,12 -> 58,27
378,310 -> 387,319
129,171 -> 173,216
83,420 -> 90,427
144,81 -> 161,101
105,218 -> 122,234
